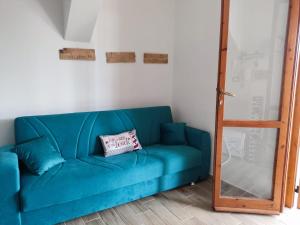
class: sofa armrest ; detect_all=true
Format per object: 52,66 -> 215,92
0,151 -> 21,225
0,144 -> 15,153
185,126 -> 211,179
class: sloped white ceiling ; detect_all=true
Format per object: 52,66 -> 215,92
63,0 -> 101,42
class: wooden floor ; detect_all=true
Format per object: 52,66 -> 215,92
59,179 -> 300,225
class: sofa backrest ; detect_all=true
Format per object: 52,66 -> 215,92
15,106 -> 173,159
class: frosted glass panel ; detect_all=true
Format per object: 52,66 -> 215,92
224,0 -> 289,120
221,128 -> 277,199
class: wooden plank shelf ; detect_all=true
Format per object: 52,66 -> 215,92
144,53 -> 168,64
59,48 -> 96,61
106,52 -> 136,63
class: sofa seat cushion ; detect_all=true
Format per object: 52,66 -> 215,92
20,145 -> 202,212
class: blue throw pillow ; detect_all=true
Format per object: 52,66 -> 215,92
161,122 -> 187,145
14,137 -> 65,175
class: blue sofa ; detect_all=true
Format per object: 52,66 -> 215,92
0,106 -> 211,225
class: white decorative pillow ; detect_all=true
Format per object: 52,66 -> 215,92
99,129 -> 142,157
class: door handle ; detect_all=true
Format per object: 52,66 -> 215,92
216,89 -> 236,106
217,89 -> 236,97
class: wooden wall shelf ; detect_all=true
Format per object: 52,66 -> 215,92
59,48 -> 96,61
144,53 -> 168,64
106,52 -> 136,63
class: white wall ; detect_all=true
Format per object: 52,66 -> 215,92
0,0 -> 221,153
173,0 -> 221,173
0,0 -> 174,146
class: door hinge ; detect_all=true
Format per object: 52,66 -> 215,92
295,186 -> 299,193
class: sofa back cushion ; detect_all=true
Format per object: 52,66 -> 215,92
15,106 -> 173,159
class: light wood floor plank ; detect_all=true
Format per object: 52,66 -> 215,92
158,193 -> 193,220
137,209 -> 166,225
82,213 -> 100,223
127,201 -> 148,214
65,218 -> 85,225
183,217 -> 207,225
137,195 -> 156,205
99,208 -> 126,225
60,180 -> 297,225
144,199 -> 183,225
162,189 -> 194,207
114,204 -> 143,225
85,219 -> 105,225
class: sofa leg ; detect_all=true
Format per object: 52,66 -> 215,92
190,182 -> 196,186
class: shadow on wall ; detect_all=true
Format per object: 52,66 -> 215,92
37,0 -> 64,37
0,119 -> 15,146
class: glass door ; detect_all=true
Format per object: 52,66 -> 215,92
213,0 -> 300,214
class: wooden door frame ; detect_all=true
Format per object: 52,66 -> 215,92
213,0 -> 300,214
285,56 -> 300,208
